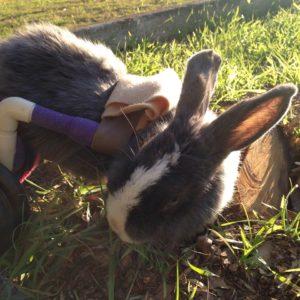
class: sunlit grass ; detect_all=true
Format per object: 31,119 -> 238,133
0,0 -> 190,38
118,4 -> 300,110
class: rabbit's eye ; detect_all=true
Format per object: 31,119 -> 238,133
167,197 -> 179,207
171,197 -> 179,203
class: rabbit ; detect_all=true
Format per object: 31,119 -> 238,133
105,51 -> 297,245
0,23 -> 126,179
0,24 -> 297,245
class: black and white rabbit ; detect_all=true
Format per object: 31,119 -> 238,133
0,24 -> 297,245
105,52 -> 297,244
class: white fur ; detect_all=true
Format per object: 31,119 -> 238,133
106,145 -> 180,243
202,110 -> 217,125
219,151 -> 241,211
204,110 -> 241,215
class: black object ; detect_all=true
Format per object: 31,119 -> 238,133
0,164 -> 29,255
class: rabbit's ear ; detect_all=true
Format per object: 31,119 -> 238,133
175,50 -> 221,119
205,84 -> 297,153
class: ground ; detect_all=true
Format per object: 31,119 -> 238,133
0,1 -> 300,299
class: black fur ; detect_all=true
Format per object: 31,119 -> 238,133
0,23 -> 126,178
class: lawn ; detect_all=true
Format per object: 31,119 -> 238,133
0,0 -> 190,38
0,1 -> 300,299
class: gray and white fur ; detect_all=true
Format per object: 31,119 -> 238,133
0,24 -> 297,245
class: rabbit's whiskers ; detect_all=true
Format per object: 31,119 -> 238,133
120,108 -> 141,151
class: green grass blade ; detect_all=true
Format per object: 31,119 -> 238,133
210,229 -> 237,258
187,260 -> 216,277
176,260 -> 180,300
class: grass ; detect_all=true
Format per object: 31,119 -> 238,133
0,0 -> 190,38
0,1 -> 300,299
119,6 -> 300,108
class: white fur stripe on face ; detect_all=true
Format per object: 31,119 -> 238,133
106,145 -> 180,243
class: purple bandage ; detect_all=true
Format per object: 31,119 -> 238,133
31,105 -> 98,147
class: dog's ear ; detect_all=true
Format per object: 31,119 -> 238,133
204,84 -> 297,153
175,50 -> 221,120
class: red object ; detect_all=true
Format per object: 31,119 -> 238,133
19,153 -> 40,183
